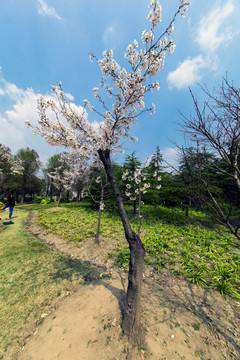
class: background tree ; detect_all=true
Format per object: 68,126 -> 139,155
43,154 -> 62,202
27,174 -> 45,199
0,144 -> 13,198
178,146 -> 240,237
177,147 -> 218,215
180,77 -> 240,239
48,152 -> 89,207
13,148 -> 41,204
145,145 -> 163,207
160,172 -> 182,207
27,0 -> 189,343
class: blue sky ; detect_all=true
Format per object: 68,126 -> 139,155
0,0 -> 239,168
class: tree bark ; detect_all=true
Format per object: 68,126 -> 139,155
95,208 -> 102,244
57,193 -> 62,207
133,199 -> 136,215
138,195 -> 141,237
21,190 -> 25,205
98,149 -> 145,344
95,187 -> 104,244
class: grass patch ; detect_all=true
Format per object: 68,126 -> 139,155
0,209 -> 93,358
32,203 -> 240,301
37,205 -> 125,243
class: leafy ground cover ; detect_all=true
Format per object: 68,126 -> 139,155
37,204 -> 125,244
35,203 -> 240,301
0,209 -> 93,359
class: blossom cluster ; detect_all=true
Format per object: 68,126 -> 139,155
0,144 -> 11,180
99,202 -> 105,211
0,144 -> 25,180
48,151 -> 89,196
122,168 -> 150,203
27,0 -> 189,160
122,164 -> 162,202
180,0 -> 189,18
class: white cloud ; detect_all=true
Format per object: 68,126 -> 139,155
167,55 -> 207,90
194,1 -> 235,53
0,115 -> 26,151
38,0 -> 62,20
0,83 -> 41,154
5,89 -> 39,126
162,147 -> 180,170
103,25 -> 116,48
167,0 -> 237,90
0,76 -> 63,163
65,92 -> 75,101
0,73 -> 93,165
5,82 -> 24,100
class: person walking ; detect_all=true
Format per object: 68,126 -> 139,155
2,193 -> 16,220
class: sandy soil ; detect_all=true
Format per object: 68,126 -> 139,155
6,210 -> 240,360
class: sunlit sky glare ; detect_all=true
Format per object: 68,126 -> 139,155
0,0 -> 239,169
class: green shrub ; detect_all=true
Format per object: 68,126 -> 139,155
32,197 -> 42,204
40,198 -> 50,205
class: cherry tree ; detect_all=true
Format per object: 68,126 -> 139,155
122,162 -> 161,235
122,167 -> 151,236
122,152 -> 142,214
0,144 -> 26,198
0,145 -> 12,190
27,0 -> 189,343
48,152 -> 89,207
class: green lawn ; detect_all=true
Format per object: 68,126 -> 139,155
0,209 -> 92,359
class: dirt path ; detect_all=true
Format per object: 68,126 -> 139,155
8,210 -> 240,360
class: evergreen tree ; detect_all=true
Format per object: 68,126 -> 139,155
144,146 -> 163,207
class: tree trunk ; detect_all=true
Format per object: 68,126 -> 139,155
138,195 -> 141,237
49,180 -> 53,202
57,192 -> 62,207
95,208 -> 102,244
233,169 -> 240,194
21,190 -> 25,205
98,149 -> 145,344
95,187 -> 104,244
133,199 -> 136,215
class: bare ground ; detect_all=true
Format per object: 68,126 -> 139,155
5,209 -> 240,360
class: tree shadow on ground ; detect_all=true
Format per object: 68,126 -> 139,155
49,255 -> 127,319
100,270 -> 127,318
143,273 -> 240,356
49,255 -> 101,283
